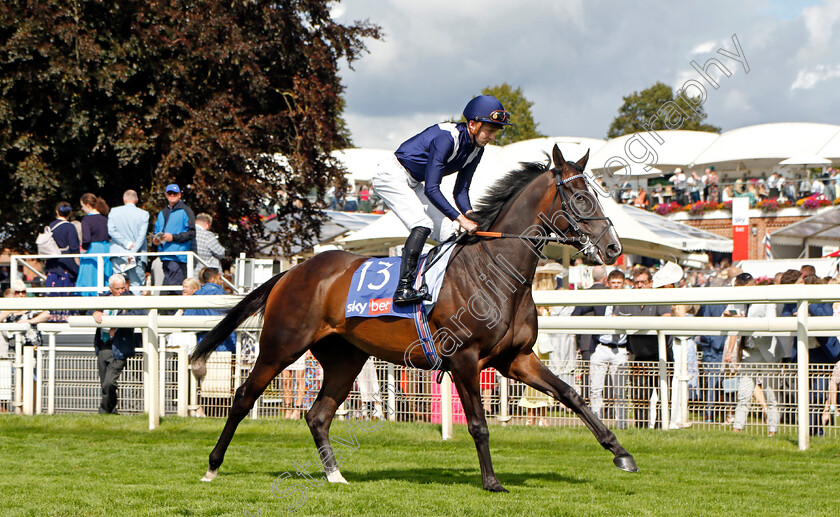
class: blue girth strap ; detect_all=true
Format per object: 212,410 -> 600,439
411,255 -> 440,369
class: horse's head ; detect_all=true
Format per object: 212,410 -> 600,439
545,145 -> 622,265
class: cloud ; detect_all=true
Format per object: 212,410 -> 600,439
790,64 -> 840,90
334,1 -> 840,148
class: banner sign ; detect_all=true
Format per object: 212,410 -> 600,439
732,197 -> 750,260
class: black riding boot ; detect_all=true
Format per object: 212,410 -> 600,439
393,226 -> 431,305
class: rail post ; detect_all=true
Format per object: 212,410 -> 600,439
23,345 -> 35,415
13,333 -> 22,414
177,337 -> 189,417
47,332 -> 56,414
657,331 -> 670,430
441,371 -> 453,440
796,300 -> 809,451
387,363 -> 396,422
145,309 -> 160,430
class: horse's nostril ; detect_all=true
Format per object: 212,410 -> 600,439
606,244 -> 621,257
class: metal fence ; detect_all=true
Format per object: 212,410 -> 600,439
3,284 -> 840,450
5,337 -> 836,439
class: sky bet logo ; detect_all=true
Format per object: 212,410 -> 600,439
346,298 -> 393,316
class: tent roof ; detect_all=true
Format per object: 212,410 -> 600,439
816,128 -> 840,160
339,193 -> 731,261
770,206 -> 840,247
693,122 -> 840,168
589,130 -> 719,172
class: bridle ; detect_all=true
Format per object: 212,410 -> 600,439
546,162 -> 613,258
476,162 -> 614,259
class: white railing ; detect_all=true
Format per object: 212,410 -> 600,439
10,251 -> 241,294
1,285 -> 839,451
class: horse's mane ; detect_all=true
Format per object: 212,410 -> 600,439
468,160 -> 551,232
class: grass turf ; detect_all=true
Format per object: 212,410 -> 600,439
0,414 -> 837,516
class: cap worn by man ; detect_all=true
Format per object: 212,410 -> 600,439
165,184 -> 181,194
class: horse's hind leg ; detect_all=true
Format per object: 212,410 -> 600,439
306,337 -> 370,484
201,353 -> 295,482
501,351 -> 638,473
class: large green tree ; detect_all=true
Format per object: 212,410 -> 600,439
0,0 -> 381,256
477,84 -> 544,146
607,82 -> 720,138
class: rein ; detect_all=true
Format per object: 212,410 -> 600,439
473,166 -> 611,259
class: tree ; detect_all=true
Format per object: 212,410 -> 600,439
0,1 -> 381,256
606,82 -> 720,139
476,84 -> 545,146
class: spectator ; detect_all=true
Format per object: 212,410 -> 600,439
152,184 -> 195,291
706,167 -> 720,203
783,274 -> 840,435
1,280 -> 51,349
687,171 -> 702,203
798,176 -> 812,200
587,269 -> 629,429
358,185 -> 372,213
571,265 -> 609,362
696,276 -> 728,422
619,268 -> 672,428
633,188 -> 648,209
767,172 -> 781,198
184,268 -> 235,353
781,179 -> 797,202
724,273 -> 782,436
669,168 -> 687,205
91,274 -> 142,414
652,262 -> 697,429
756,179 -> 769,201
107,190 -> 150,293
195,213 -> 226,274
76,193 -> 112,296
44,201 -> 81,320
721,184 -> 734,203
800,264 -> 816,279
357,357 -> 383,420
821,360 -> 839,426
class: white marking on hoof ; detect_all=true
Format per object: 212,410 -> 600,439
200,469 -> 218,482
326,470 -> 348,484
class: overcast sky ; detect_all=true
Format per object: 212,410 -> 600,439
332,0 -> 840,150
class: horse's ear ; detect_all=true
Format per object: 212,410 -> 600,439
577,149 -> 590,170
552,144 -> 565,168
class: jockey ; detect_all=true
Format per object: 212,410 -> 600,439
372,95 -> 512,305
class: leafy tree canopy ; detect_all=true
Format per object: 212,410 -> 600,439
606,82 -> 720,139
0,0 -> 381,256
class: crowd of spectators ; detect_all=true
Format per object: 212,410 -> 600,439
550,261 -> 840,435
19,185 -> 231,305
614,166 -> 840,214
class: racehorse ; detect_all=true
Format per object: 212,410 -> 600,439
191,145 -> 638,492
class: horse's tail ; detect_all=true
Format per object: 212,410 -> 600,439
189,271 -> 286,378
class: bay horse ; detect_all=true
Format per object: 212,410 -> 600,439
191,145 -> 638,492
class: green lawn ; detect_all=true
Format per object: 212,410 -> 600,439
0,414 -> 837,516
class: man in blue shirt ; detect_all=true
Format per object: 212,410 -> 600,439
371,95 -> 512,304
152,184 -> 195,291
108,190 -> 150,293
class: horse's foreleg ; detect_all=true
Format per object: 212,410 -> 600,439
307,340 -> 370,484
449,363 -> 507,492
502,351 -> 638,473
201,356 -> 286,482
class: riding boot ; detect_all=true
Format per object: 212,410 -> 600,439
393,226 -> 431,305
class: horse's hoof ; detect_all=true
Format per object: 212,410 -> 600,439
200,469 -> 218,482
613,454 -> 639,473
484,481 -> 509,493
326,469 -> 349,484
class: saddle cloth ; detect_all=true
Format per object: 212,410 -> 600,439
344,242 -> 456,319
